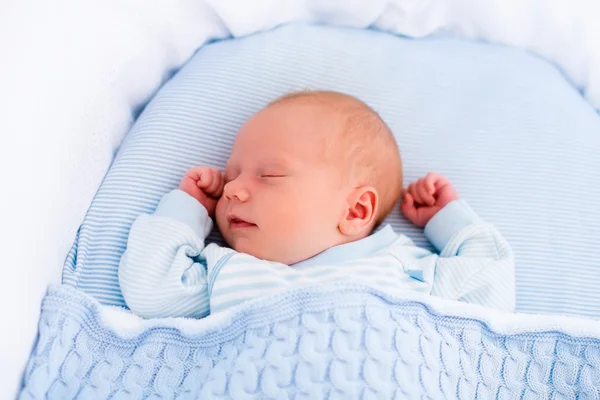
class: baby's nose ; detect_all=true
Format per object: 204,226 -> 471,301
223,180 -> 250,202
234,189 -> 249,202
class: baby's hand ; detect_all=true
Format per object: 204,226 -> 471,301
179,166 -> 224,217
401,172 -> 459,228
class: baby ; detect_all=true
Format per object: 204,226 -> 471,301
119,91 -> 515,319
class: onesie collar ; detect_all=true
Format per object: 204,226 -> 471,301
292,224 -> 398,268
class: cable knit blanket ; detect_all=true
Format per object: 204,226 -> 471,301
20,284 -> 600,399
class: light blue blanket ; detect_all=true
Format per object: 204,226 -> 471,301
20,284 -> 600,399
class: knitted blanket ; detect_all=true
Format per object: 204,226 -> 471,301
20,284 -> 600,399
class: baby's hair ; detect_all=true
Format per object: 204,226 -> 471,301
269,90 -> 403,230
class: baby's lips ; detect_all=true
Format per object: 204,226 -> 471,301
227,212 -> 252,225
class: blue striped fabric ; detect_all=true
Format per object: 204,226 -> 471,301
63,23 -> 600,318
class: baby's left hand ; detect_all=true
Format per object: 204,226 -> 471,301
401,172 -> 459,228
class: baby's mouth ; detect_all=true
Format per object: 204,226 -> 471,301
228,216 -> 256,230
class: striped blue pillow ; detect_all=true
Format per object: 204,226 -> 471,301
63,23 -> 600,318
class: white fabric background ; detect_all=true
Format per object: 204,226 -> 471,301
0,1 -> 228,396
1,0 -> 598,397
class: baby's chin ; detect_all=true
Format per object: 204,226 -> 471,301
230,236 -> 288,264
229,236 -> 260,258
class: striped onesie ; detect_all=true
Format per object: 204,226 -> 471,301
119,190 -> 515,319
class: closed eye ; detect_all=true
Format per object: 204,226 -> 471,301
261,174 -> 286,178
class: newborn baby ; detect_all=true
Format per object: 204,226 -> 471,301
119,91 -> 515,319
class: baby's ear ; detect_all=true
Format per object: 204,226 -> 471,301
338,186 -> 378,238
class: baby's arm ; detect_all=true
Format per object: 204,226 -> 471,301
118,166 -> 224,319
401,173 -> 515,312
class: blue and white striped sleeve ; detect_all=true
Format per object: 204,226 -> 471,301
118,189 -> 213,319
423,200 -> 516,312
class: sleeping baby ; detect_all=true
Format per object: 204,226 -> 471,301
119,90 -> 515,319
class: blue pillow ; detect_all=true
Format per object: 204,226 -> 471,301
63,23 -> 600,318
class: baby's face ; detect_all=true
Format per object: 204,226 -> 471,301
215,102 -> 347,264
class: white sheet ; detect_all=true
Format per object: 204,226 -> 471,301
1,0 -> 599,397
0,1 -> 228,396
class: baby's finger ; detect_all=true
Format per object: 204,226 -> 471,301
195,168 -> 213,189
212,169 -> 224,197
413,179 -> 429,205
206,169 -> 223,196
407,182 -> 422,204
434,175 -> 450,191
184,166 -> 202,182
424,172 -> 439,195
202,169 -> 217,194
416,179 -> 435,206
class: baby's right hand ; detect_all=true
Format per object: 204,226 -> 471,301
179,166 -> 224,217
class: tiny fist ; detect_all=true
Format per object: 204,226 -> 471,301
179,166 -> 223,217
196,178 -> 207,188
400,172 -> 460,228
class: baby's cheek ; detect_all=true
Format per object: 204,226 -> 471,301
215,200 -> 226,223
269,212 -> 295,234
214,202 -> 230,241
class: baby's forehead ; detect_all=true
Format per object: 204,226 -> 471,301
265,95 -> 359,137
272,93 -> 382,139
239,100 -> 342,143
